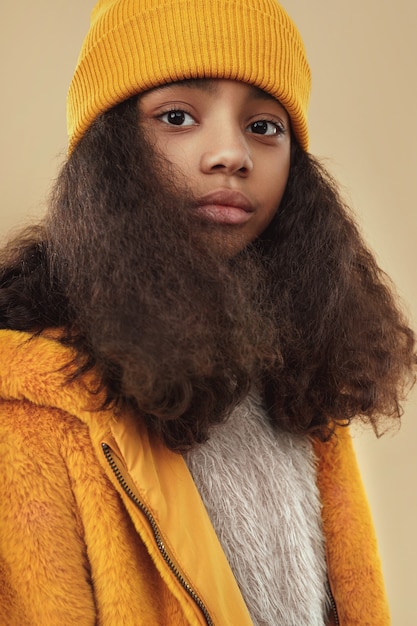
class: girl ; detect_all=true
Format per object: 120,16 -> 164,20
0,0 -> 415,624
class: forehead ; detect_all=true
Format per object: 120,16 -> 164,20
152,78 -> 278,102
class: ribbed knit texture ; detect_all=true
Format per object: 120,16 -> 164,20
67,0 -> 311,151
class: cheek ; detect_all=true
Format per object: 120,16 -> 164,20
155,137 -> 195,176
263,155 -> 290,209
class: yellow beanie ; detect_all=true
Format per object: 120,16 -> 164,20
67,0 -> 311,151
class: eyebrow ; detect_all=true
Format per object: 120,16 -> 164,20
249,85 -> 278,102
153,79 -> 277,101
153,78 -> 217,94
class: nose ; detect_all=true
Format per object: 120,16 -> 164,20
199,127 -> 253,177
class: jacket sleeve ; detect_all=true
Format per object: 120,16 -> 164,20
314,427 -> 391,626
0,400 -> 97,626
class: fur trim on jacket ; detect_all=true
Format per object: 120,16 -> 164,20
0,330 -> 390,625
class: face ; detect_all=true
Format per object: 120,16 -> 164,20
139,79 -> 291,254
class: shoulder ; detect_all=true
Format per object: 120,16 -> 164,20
0,328 -> 113,512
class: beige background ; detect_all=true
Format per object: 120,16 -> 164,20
1,1 -> 416,623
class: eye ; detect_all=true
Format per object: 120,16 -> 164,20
247,120 -> 284,136
159,109 -> 196,126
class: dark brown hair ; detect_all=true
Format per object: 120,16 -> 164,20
0,96 -> 415,449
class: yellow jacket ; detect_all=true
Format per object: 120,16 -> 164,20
0,330 -> 390,625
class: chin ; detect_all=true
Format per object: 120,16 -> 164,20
200,226 -> 253,258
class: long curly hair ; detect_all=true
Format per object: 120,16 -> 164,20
0,96 -> 415,450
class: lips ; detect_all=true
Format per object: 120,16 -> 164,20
195,189 -> 255,225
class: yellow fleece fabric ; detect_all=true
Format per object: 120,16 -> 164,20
0,329 -> 390,625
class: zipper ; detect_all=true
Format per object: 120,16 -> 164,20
327,577 -> 340,625
101,442 -> 214,626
